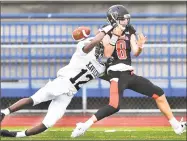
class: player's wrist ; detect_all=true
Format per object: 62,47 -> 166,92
101,25 -> 113,34
138,44 -> 144,49
109,34 -> 119,46
136,47 -> 143,56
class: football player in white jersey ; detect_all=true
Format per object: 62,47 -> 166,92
0,25 -> 118,137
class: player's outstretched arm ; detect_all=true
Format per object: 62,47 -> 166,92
130,33 -> 147,57
82,31 -> 106,53
82,24 -> 122,54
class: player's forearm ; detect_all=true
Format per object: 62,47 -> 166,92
104,34 -> 119,57
104,44 -> 115,57
131,42 -> 143,57
134,47 -> 143,57
83,32 -> 105,53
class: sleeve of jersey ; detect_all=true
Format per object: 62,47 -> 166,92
76,41 -> 87,56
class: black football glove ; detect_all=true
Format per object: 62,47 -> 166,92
126,24 -> 136,35
106,57 -> 115,67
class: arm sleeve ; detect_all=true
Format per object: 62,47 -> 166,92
99,24 -> 113,35
76,41 -> 87,56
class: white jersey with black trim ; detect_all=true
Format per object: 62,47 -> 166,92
57,37 -> 106,90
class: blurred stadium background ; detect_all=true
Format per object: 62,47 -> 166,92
1,0 -> 186,131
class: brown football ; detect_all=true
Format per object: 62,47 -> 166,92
72,26 -> 91,41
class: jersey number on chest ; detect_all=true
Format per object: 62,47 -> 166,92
116,40 -> 127,60
70,69 -> 93,90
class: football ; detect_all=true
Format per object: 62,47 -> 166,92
72,26 -> 90,41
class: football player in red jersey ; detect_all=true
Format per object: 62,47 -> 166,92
71,5 -> 187,138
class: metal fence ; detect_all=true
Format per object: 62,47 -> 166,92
1,21 -> 186,44
1,14 -> 186,112
1,13 -> 186,18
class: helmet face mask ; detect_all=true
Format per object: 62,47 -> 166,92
118,18 -> 130,28
117,14 -> 131,20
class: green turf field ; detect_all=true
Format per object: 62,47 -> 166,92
1,127 -> 186,140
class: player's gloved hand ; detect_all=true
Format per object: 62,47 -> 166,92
137,33 -> 147,48
106,57 -> 115,66
127,24 -> 136,35
104,57 -> 115,77
110,25 -> 125,46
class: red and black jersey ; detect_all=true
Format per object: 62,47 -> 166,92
100,24 -> 134,66
107,31 -> 132,66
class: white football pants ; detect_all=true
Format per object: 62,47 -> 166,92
30,77 -> 77,128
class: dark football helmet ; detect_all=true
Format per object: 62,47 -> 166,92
107,5 -> 131,27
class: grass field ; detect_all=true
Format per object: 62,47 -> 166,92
1,126 -> 186,140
